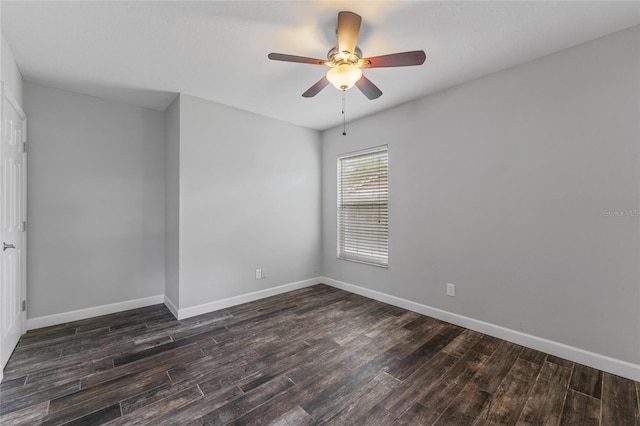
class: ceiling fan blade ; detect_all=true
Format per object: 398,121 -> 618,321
302,76 -> 330,97
355,75 -> 382,100
268,53 -> 328,66
361,50 -> 426,68
337,11 -> 361,54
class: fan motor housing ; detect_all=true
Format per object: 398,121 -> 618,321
328,46 -> 362,66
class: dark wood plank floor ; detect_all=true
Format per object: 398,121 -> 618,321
1,284 -> 638,425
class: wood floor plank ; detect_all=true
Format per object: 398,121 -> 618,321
560,389 -> 600,426
360,310 -> 408,340
369,322 -> 415,350
147,384 -> 244,426
435,383 -> 492,425
2,349 -> 64,380
234,338 -> 339,395
442,328 -> 484,358
199,375 -> 295,424
224,306 -> 297,332
401,315 -> 435,331
346,403 -> 398,426
285,336 -> 372,384
547,354 -> 574,368
481,358 -> 542,425
60,403 -> 122,426
0,401 -> 48,425
381,351 -> 458,416
169,346 -> 260,383
601,373 -> 640,426
387,319 -> 447,359
518,347 -> 548,365
368,311 -> 420,338
120,380 -> 202,415
169,321 -> 233,342
1,285 -> 638,425
6,340 -> 60,361
82,344 -> 205,389
16,326 -> 76,345
169,351 -> 259,389
322,311 -> 384,346
17,322 -> 74,339
516,360 -> 572,425
42,372 -> 170,425
471,335 -> 502,356
0,375 -> 26,392
315,372 -> 400,424
571,363 -> 603,399
302,351 -> 396,419
0,379 -> 81,416
195,361 -> 262,396
268,406 -> 315,426
111,332 -> 215,367
340,334 -> 399,371
258,321 -> 335,354
1,369 -> 85,408
469,340 -> 523,393
386,330 -> 463,381
417,349 -> 488,415
387,323 -> 446,359
229,364 -> 353,425
57,327 -> 113,354
395,401 -> 439,425
369,301 -> 407,317
26,357 -> 114,388
4,343 -> 122,383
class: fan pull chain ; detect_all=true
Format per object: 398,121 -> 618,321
342,89 -> 347,136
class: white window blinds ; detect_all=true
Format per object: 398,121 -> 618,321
337,145 -> 389,267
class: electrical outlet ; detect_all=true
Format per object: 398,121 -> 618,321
260,269 -> 267,279
255,269 -> 262,280
446,283 -> 456,297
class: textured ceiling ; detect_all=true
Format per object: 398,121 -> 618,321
2,1 -> 639,130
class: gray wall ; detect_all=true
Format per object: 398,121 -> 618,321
164,95 -> 180,307
177,94 -> 321,309
1,33 -> 23,108
24,83 -> 166,318
321,26 -> 640,364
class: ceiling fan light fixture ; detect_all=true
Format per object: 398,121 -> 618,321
326,64 -> 363,91
267,11 -> 425,100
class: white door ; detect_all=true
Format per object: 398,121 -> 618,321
0,84 -> 27,370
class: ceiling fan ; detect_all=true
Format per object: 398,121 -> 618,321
268,11 -> 426,100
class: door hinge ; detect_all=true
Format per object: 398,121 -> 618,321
22,300 -> 26,312
22,142 -> 26,153
22,221 -> 26,232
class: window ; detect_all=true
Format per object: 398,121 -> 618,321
337,145 -> 389,267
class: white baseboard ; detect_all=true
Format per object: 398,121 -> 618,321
25,277 -> 322,329
23,276 -> 638,381
322,276 -> 640,382
26,295 -> 165,330
164,295 -> 179,319
174,277 -> 322,320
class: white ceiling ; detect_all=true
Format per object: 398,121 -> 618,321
2,1 -> 639,130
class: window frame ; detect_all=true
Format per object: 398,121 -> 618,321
336,145 -> 389,268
